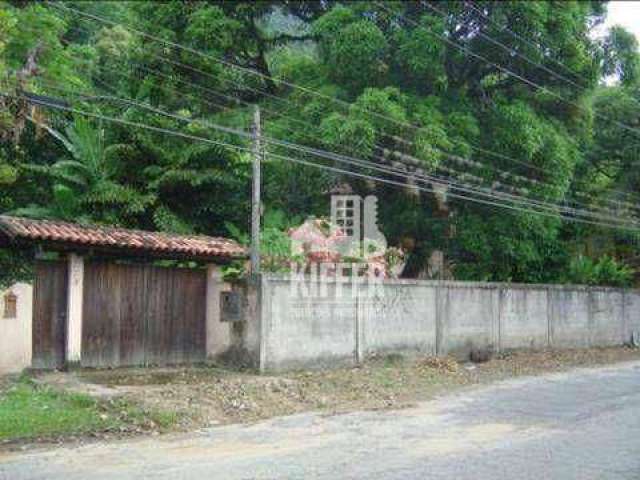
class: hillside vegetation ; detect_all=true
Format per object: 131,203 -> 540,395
1,1 -> 639,286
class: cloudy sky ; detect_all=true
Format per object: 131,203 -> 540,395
598,1 -> 640,40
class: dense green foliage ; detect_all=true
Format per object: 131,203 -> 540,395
1,1 -> 639,286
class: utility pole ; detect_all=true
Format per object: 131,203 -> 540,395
250,105 -> 261,275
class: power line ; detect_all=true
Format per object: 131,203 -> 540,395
21,30 -> 560,203
48,73 -> 621,221
20,20 -> 640,219
463,1 -> 594,89
380,1 -> 640,140
424,1 -> 584,90
24,22 -> 339,140
429,1 -> 640,116
40,6 -> 573,166
31,77 -> 638,225
13,89 -> 633,230
48,2 -> 640,207
18,91 -> 640,232
17,3 -> 636,220
375,1 -> 640,205
10,20 -> 637,231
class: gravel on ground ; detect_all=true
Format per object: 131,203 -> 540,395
46,347 -> 640,426
2,346 -> 639,450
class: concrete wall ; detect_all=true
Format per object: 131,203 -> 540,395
262,277 -> 358,370
0,283 -> 33,375
206,273 -> 263,368
624,291 -> 640,344
359,283 -> 436,357
206,264 -> 232,360
253,275 -> 640,371
549,289 -> 591,348
499,288 -> 548,350
590,289 -> 625,346
437,284 -> 499,356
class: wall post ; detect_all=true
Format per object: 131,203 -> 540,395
355,292 -> 363,363
622,291 -> 628,345
65,253 -> 84,366
435,284 -> 444,356
546,287 -> 552,348
255,274 -> 267,372
587,288 -> 594,347
496,286 -> 503,353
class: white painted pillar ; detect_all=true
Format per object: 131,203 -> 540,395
206,264 -> 231,359
65,253 -> 84,366
22,283 -> 33,370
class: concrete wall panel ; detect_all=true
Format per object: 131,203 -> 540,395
549,289 -> 590,348
499,288 -> 549,350
360,284 -> 436,356
623,291 -> 640,344
262,279 -> 357,370
205,265 -> 232,360
590,290 -> 624,346
438,285 -> 499,356
257,275 -> 635,371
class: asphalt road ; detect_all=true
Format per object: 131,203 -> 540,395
2,361 -> 640,480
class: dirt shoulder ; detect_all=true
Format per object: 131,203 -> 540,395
3,346 -> 640,450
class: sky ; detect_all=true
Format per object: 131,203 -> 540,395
597,1 -> 640,40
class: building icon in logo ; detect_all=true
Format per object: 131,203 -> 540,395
289,194 -> 395,280
331,195 -> 387,260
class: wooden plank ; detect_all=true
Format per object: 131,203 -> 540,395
81,262 -> 121,367
144,265 -> 168,365
119,263 -> 146,366
177,270 -> 191,364
143,266 -> 207,366
32,261 -> 68,369
194,271 -> 207,361
186,270 -> 207,363
178,269 -> 202,364
167,269 -> 182,364
165,267 -> 178,364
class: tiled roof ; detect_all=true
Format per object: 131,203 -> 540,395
0,216 -> 246,261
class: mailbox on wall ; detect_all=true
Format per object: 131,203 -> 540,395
3,291 -> 17,319
220,291 -> 244,322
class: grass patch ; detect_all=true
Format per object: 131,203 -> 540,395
0,376 -> 177,442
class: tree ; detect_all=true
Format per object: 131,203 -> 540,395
15,116 -> 151,224
603,26 -> 640,87
0,1 -> 638,286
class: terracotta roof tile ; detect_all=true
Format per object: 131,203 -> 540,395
0,216 -> 246,261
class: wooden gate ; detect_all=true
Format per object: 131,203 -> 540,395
82,262 -> 207,367
32,261 -> 68,369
